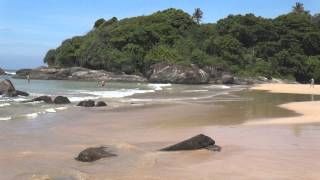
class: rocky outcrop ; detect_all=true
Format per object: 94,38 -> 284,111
77,100 -> 95,107
13,67 -> 147,83
75,146 -> 116,162
96,101 -> 107,107
148,63 -> 209,84
32,96 -> 53,104
0,68 -> 4,75
0,79 -> 29,97
53,96 -> 70,104
161,134 -> 220,151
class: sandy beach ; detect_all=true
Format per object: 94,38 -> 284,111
247,83 -> 320,125
1,84 -> 320,179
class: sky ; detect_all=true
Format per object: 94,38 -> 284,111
1,0 -> 320,69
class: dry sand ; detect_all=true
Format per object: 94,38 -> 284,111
247,83 -> 320,125
252,83 -> 320,95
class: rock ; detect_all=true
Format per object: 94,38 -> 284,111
161,134 -> 216,151
15,90 -> 29,97
148,63 -> 209,84
205,145 -> 222,152
77,100 -> 95,107
75,146 -> 116,162
0,68 -> 4,75
96,101 -> 107,107
0,79 -> 29,97
0,79 -> 16,95
221,73 -> 234,84
13,67 -> 147,82
53,96 -> 71,104
32,96 -> 53,103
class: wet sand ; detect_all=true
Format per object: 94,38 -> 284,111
1,89 -> 320,179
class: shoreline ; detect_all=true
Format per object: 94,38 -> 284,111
247,83 -> 320,125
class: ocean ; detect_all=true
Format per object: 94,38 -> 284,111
0,71 -> 241,122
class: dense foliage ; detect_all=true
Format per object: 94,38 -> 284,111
44,4 -> 320,82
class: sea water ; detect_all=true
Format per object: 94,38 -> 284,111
0,72 -> 241,121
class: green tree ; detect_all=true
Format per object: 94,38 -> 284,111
43,49 -> 56,66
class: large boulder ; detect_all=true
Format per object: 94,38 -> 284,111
53,96 -> 71,104
148,63 -> 209,84
77,100 -> 95,107
96,101 -> 107,107
75,146 -> 116,162
0,79 -> 29,97
161,134 -> 220,151
0,68 -> 4,75
32,96 -> 53,104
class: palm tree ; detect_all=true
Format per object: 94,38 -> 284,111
192,8 -> 203,24
292,2 -> 305,14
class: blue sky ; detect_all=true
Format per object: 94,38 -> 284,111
1,0 -> 320,69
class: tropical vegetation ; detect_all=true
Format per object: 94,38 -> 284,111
44,3 -> 320,82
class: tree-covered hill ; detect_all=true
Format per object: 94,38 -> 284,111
44,3 -> 320,83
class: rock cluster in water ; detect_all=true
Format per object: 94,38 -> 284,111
30,95 -> 71,104
77,100 -> 107,107
0,79 -> 29,97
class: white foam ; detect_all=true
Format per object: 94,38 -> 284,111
148,83 -> 171,90
69,96 -> 99,102
183,90 -> 209,93
77,89 -> 155,99
5,71 -> 16,75
0,116 -> 12,121
12,98 -> 28,102
24,113 -> 38,119
207,85 -> 231,89
45,108 -> 56,113
0,103 -> 10,107
55,107 -> 68,111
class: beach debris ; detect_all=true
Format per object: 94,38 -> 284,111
77,100 -> 95,107
75,146 -> 116,162
32,96 -> 53,104
161,134 -> 221,151
96,101 -> 107,107
0,79 -> 29,97
53,96 -> 71,104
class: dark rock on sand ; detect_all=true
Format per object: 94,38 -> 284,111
0,68 -> 5,75
96,101 -> 107,107
0,79 -> 29,97
32,96 -> 53,104
75,146 -> 116,162
148,63 -> 209,84
77,100 -> 95,107
161,134 -> 217,151
53,96 -> 71,104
